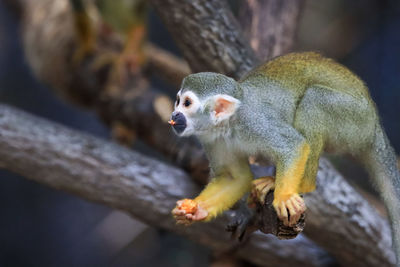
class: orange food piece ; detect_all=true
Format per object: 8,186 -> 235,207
180,199 -> 198,214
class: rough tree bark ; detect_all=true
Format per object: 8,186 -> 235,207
15,0 -> 209,183
237,1 -> 395,265
0,103 -> 395,266
239,0 -> 304,60
305,159 -> 395,266
148,1 -> 396,265
2,0 -> 396,266
149,0 -> 256,79
0,104 -> 333,267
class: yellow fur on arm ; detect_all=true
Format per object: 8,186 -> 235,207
195,162 -> 253,220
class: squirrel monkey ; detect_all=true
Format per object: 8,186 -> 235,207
169,52 -> 400,261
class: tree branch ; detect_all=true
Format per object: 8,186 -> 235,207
15,0 -> 209,184
239,0 -> 304,60
6,0 -> 396,265
149,1 -> 395,265
0,104 -> 332,267
304,159 -> 395,266
148,0 -> 256,79
145,44 -> 191,88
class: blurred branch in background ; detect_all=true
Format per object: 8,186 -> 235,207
149,0 -> 255,79
0,0 -> 397,266
145,43 -> 190,88
239,0 -> 304,60
11,0 -> 208,184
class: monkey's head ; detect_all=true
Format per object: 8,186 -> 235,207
169,72 -> 241,138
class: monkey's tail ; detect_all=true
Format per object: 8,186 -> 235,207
361,123 -> 400,263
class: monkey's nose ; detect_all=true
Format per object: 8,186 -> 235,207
169,112 -> 187,134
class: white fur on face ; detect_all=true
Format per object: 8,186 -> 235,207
172,91 -> 240,137
173,90 -> 201,136
174,91 -> 201,115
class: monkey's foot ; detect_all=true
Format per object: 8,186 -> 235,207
172,199 -> 208,226
250,176 -> 275,205
273,193 -> 306,227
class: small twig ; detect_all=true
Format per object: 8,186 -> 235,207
145,44 -> 191,88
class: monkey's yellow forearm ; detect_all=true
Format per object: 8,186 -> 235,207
195,161 -> 253,220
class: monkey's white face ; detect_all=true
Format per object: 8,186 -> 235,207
171,90 -> 201,136
169,89 -> 240,138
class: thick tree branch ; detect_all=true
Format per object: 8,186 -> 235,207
235,1 -> 395,265
0,104 -> 332,267
14,0 -> 209,184
148,0 -> 256,79
304,159 -> 395,266
5,0 -> 396,265
239,0 -> 304,60
148,1 -> 395,265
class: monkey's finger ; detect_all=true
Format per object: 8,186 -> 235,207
279,203 -> 289,226
293,195 -> 306,209
185,213 -> 194,220
261,184 -> 274,197
172,208 -> 186,216
274,203 -> 281,218
285,202 -> 295,226
253,177 -> 275,186
174,214 -> 187,220
286,200 -> 299,226
252,179 -> 267,187
259,186 -> 270,202
176,218 -> 188,225
176,214 -> 191,221
256,185 -> 263,200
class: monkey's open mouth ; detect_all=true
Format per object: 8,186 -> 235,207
168,112 -> 187,134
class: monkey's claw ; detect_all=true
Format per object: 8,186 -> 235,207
251,176 -> 275,204
273,194 -> 306,227
172,199 -> 208,225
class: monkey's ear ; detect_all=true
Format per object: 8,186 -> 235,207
210,94 -> 240,124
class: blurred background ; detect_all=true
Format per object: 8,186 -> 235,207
0,0 -> 399,266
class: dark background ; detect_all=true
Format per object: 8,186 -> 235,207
0,0 -> 399,266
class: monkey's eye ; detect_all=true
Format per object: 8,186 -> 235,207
184,98 -> 192,107
176,95 -> 180,106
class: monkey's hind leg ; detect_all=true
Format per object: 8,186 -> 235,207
298,137 -> 323,193
273,142 -> 310,226
293,86 -> 328,194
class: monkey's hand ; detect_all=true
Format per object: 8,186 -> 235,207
250,176 -> 275,205
273,194 -> 306,227
172,199 -> 208,225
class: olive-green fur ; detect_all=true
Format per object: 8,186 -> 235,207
179,52 -> 400,263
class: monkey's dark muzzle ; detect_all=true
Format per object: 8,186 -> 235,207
168,112 -> 187,134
